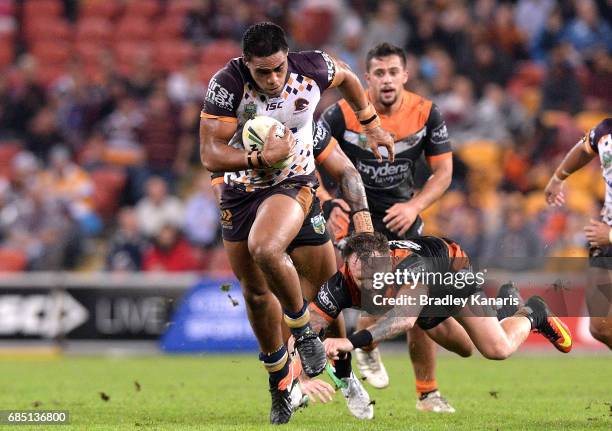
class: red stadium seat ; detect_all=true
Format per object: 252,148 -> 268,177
115,16 -> 153,43
201,40 -> 241,65
31,40 -> 71,65
75,41 -> 106,64
199,62 -> 225,84
114,41 -> 152,75
0,248 -> 28,272
167,0 -> 198,16
23,0 -> 63,20
124,0 -> 160,19
76,17 -> 114,45
79,0 -> 121,19
155,40 -> 195,73
23,17 -> 72,44
90,168 -> 127,222
291,7 -> 334,47
36,64 -> 66,87
154,15 -> 185,41
0,141 -> 22,177
0,37 -> 14,69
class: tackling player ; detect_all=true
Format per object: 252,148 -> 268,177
318,43 -> 454,412
200,22 -> 394,424
544,118 -> 612,349
312,233 -> 573,362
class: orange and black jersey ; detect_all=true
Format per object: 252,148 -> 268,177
311,236 -> 470,322
316,91 -> 452,217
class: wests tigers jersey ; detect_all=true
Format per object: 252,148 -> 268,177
202,51 -> 338,191
317,91 -> 452,217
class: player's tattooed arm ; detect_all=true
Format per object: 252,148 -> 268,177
319,144 -> 373,232
368,308 -> 415,344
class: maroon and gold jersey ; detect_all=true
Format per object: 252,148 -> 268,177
201,51 -> 340,191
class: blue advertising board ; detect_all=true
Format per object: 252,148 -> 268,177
160,278 -> 258,352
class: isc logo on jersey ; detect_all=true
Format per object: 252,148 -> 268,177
242,115 -> 295,169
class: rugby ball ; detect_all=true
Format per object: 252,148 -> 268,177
242,116 -> 293,169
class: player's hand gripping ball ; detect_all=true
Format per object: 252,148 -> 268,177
242,115 -> 295,169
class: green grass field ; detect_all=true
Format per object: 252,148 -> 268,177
0,353 -> 610,430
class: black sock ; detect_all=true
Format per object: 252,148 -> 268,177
333,352 -> 352,379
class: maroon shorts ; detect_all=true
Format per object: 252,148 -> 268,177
219,174 -> 330,249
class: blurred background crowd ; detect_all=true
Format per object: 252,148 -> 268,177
0,0 -> 610,272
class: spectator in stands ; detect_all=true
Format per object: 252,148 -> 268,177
167,62 -> 206,105
484,196 -> 544,270
531,7 -> 565,62
39,146 -> 102,235
363,0 -> 409,55
105,206 -> 148,272
142,224 -> 201,272
562,0 -> 612,59
540,43 -> 583,114
515,0 -> 555,45
136,176 -> 184,238
3,182 -> 81,270
24,105 -> 63,162
140,90 -> 190,190
184,172 -> 219,249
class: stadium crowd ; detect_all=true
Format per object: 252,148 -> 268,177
0,0 -> 610,272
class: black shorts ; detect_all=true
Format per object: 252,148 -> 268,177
589,245 -> 612,269
220,174 -> 330,249
372,214 -> 424,240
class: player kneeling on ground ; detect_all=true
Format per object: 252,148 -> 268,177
310,233 -> 572,370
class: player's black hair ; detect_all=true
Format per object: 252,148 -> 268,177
242,22 -> 288,61
365,42 -> 407,71
342,232 -> 390,260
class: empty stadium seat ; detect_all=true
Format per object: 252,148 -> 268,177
23,0 -> 63,20
154,15 -> 186,41
155,40 -> 195,73
0,248 -> 27,272
115,16 -> 153,43
201,40 -> 241,65
23,17 -> 72,44
31,40 -> 71,65
167,0 -> 198,16
76,17 -> 114,45
78,0 -> 121,20
0,36 -> 13,68
0,141 -> 22,177
124,0 -> 160,19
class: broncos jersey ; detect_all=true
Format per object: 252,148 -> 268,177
317,90 -> 452,218
583,118 -> 612,224
201,51 -> 339,191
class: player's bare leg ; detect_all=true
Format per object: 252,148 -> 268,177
586,267 -> 612,349
292,243 -> 373,419
407,326 -> 453,412
455,295 -> 572,358
249,194 -> 326,377
225,240 -> 301,424
425,318 -> 474,358
355,315 -> 389,388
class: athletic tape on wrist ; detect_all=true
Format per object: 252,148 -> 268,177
347,329 -> 373,349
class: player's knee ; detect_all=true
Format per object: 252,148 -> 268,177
248,239 -> 283,268
589,320 -> 612,349
480,341 -> 511,360
456,344 -> 473,358
241,287 -> 271,311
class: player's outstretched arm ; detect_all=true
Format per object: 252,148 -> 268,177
320,143 -> 373,233
544,138 -> 595,207
323,284 -> 423,359
332,59 -> 395,162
